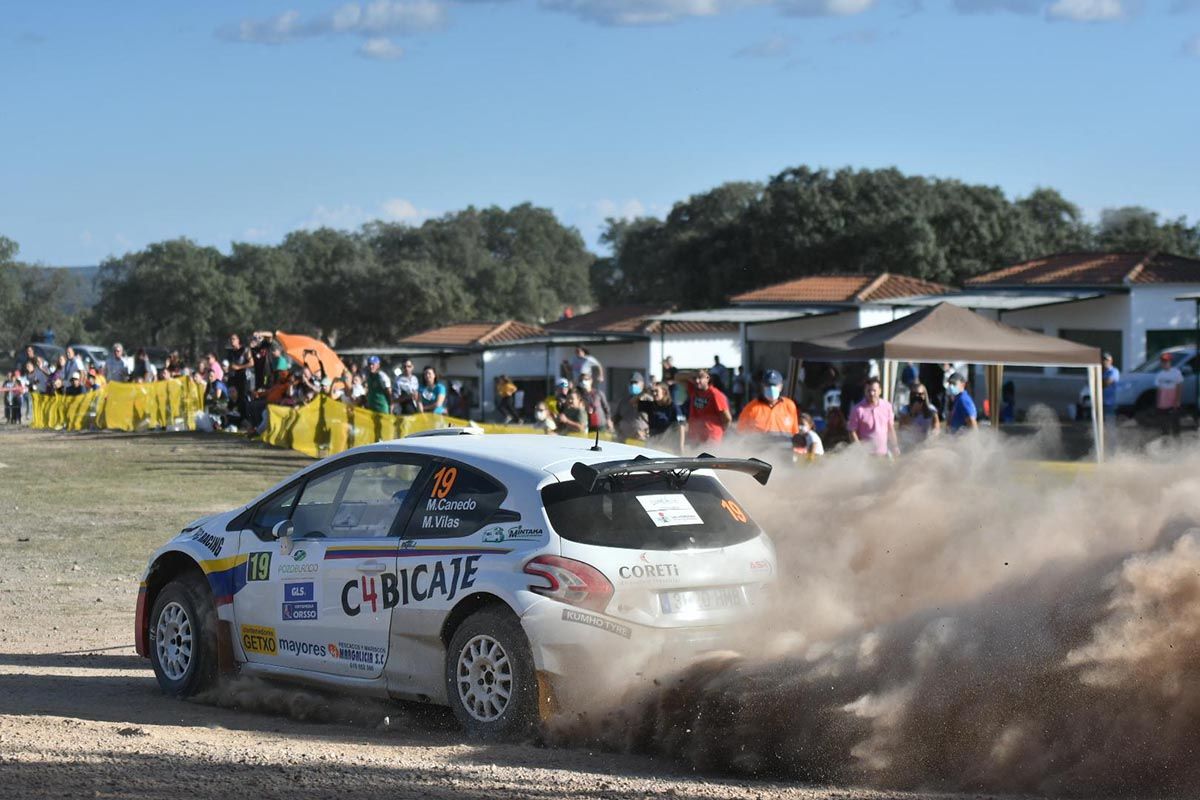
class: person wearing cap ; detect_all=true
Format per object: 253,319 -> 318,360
63,372 -> 86,397
736,369 -> 800,439
549,377 -> 571,418
613,371 -> 651,441
1155,351 -> 1184,438
1100,352 -> 1119,450
365,356 -> 391,415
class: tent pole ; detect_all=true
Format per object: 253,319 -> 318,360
986,365 -> 1003,429
1090,364 -> 1104,463
883,360 -> 894,404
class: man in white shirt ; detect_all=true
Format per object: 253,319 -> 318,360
1154,352 -> 1185,438
105,343 -> 132,383
570,346 -> 604,385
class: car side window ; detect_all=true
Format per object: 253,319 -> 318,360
402,462 -> 507,539
289,457 -> 427,539
249,484 -> 301,537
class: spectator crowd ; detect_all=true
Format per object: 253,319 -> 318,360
4,335 -> 988,462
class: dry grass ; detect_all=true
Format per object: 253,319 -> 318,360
0,427 -> 311,639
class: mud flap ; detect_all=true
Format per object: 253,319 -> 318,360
216,619 -> 237,674
536,670 -> 558,722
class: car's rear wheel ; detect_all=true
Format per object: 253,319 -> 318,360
149,573 -> 218,697
445,606 -> 537,740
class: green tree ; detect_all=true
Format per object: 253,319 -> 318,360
92,238 -> 252,355
1096,207 -> 1200,256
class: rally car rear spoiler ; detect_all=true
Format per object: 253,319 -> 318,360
570,453 -> 772,492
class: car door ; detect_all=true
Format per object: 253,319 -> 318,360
385,460 -> 530,697
234,453 -> 431,678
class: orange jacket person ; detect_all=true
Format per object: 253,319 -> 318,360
737,370 -> 799,438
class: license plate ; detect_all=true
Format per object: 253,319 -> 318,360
659,586 -> 747,614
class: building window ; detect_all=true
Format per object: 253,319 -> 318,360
1146,329 -> 1197,358
1057,329 -> 1122,375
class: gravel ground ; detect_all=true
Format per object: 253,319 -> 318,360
0,427 -> 985,800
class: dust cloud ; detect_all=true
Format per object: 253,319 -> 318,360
197,676 -> 413,729
551,428 -> 1200,797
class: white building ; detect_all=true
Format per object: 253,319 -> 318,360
729,272 -> 952,373
340,310 -> 741,420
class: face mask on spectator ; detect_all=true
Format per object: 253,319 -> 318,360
948,384 -> 963,397
580,379 -> 592,391
535,409 -> 547,421
629,382 -> 642,396
764,385 -> 781,402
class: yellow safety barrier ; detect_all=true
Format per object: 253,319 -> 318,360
31,378 -> 204,432
33,386 -> 622,460
262,395 -> 617,459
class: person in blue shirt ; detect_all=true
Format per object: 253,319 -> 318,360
947,372 -> 977,433
1100,352 -> 1120,415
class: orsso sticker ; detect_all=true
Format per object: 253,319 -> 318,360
341,555 -> 481,616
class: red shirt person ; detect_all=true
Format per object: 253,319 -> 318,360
686,368 -> 732,446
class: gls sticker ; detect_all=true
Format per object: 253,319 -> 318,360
341,556 -> 481,616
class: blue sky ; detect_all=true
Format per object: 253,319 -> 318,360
4,0 -> 1199,266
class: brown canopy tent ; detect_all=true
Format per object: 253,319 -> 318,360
789,302 -> 1106,460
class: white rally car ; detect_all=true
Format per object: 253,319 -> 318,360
136,430 -> 776,738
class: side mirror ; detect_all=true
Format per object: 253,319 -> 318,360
271,519 -> 294,540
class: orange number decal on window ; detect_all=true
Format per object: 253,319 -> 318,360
721,499 -> 748,523
431,466 -> 458,499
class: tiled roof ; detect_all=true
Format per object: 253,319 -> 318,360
398,320 -> 546,348
730,273 -> 952,305
966,252 -> 1200,287
545,306 -> 737,335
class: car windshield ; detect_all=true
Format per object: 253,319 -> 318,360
1132,350 -> 1195,373
541,472 -> 760,551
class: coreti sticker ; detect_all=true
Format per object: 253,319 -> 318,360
636,494 -> 703,527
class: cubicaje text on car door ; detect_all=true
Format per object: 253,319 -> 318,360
235,453 -> 431,678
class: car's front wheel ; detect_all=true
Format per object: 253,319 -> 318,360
148,573 -> 218,697
445,606 -> 538,740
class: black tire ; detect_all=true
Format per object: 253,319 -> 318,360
148,573 -> 218,698
444,606 -> 538,741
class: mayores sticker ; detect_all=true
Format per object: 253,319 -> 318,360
636,494 -> 703,527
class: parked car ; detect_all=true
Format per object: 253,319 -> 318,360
135,430 -> 776,739
1078,346 -> 1197,424
70,344 -> 109,370
12,343 -> 64,371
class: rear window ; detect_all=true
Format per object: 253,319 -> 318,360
541,473 -> 759,551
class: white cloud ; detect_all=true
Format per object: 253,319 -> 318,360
540,0 -> 877,24
358,37 -> 405,59
1046,0 -> 1125,21
242,227 -> 274,241
539,0 -> 747,25
594,198 -> 649,220
381,197 -> 435,223
734,34 -> 792,57
952,0 -> 1040,12
222,1 -> 445,45
301,198 -> 435,230
781,0 -> 874,16
1185,33 -> 1200,56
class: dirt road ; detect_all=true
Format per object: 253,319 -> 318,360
0,428 -> 940,800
